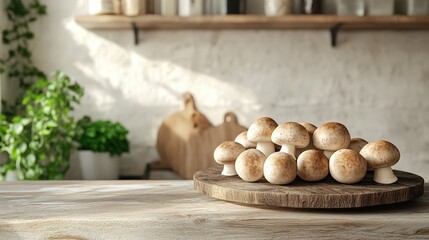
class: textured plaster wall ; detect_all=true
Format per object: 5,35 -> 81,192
24,0 -> 429,179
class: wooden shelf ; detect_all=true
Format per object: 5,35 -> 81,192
74,15 -> 429,47
75,15 -> 429,30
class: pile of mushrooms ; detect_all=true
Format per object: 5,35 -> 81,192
214,117 -> 401,185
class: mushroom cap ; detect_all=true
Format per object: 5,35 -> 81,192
271,122 -> 310,148
235,149 -> 266,182
297,150 -> 329,181
359,140 -> 400,169
247,117 -> 278,143
234,131 -> 256,149
313,122 -> 351,151
214,141 -> 245,165
263,152 -> 297,185
329,149 -> 367,184
348,137 -> 368,153
299,122 -> 317,134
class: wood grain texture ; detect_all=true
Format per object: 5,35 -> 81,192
75,15 -> 429,30
0,181 -> 428,239
194,166 -> 424,208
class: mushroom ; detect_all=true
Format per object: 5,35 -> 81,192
329,149 -> 367,184
297,150 -> 329,181
235,149 -> 266,182
348,137 -> 368,153
214,141 -> 245,176
234,131 -> 256,149
271,122 -> 310,159
247,117 -> 278,156
313,122 -> 351,159
263,152 -> 296,185
360,140 -> 400,184
296,122 -> 319,158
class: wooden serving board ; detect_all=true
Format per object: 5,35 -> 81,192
194,166 -> 424,208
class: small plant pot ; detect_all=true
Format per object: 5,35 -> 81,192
79,151 -> 119,180
5,170 -> 19,181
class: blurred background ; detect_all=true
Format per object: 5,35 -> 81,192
0,0 -> 428,181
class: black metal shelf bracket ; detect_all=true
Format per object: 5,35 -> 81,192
330,23 -> 342,47
131,22 -> 139,45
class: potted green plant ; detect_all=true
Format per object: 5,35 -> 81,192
0,71 -> 84,180
76,116 -> 130,180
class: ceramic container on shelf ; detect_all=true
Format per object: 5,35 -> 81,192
205,0 -> 245,15
161,0 -> 178,16
88,0 -> 121,15
179,0 -> 204,16
122,0 -> 141,16
301,0 -> 321,14
406,0 -> 429,15
367,0 -> 394,16
336,0 -> 365,16
5,170 -> 18,181
79,151 -> 120,180
265,0 -> 294,16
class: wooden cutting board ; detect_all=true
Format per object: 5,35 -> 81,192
194,166 -> 424,208
156,92 -> 213,175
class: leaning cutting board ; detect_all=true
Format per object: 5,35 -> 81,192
194,166 -> 424,208
156,92 -> 213,176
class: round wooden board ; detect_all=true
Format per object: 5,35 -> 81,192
193,166 -> 425,208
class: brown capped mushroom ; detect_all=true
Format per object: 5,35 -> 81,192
214,141 -> 245,176
297,150 -> 329,181
313,122 -> 351,159
360,140 -> 400,184
348,137 -> 368,153
235,149 -> 266,182
271,122 -> 310,159
329,149 -> 367,184
234,131 -> 256,149
247,117 -> 278,157
263,152 -> 297,185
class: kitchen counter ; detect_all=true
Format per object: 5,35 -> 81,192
0,181 -> 428,239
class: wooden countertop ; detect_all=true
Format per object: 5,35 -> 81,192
0,181 -> 428,239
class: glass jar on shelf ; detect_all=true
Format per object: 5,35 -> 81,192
406,0 -> 429,16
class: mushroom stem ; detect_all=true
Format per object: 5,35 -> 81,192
221,163 -> 237,176
256,142 -> 275,157
373,166 -> 398,184
324,150 -> 334,159
280,143 -> 296,159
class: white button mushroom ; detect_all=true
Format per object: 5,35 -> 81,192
247,117 -> 278,157
297,150 -> 329,182
313,122 -> 351,159
234,131 -> 256,149
214,141 -> 245,176
360,140 -> 400,184
235,149 -> 266,182
263,152 -> 297,185
271,122 -> 310,160
329,149 -> 367,184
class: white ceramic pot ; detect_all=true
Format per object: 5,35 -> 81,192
88,0 -> 121,15
122,0 -> 141,16
79,151 -> 119,180
5,170 -> 18,181
179,0 -> 204,16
